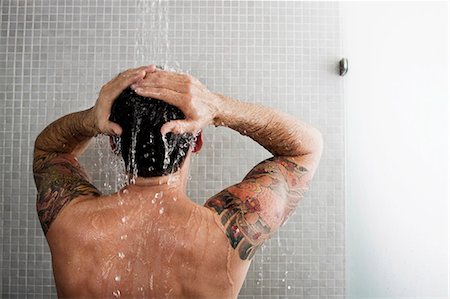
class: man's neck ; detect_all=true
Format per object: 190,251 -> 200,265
123,152 -> 192,194
124,171 -> 188,194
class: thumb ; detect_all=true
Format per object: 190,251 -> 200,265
104,121 -> 123,136
161,120 -> 199,136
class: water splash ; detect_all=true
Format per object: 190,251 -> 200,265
112,290 -> 121,298
129,117 -> 142,183
161,133 -> 172,170
167,174 -> 180,187
93,135 -> 127,194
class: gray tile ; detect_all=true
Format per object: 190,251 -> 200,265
1,1 -> 344,298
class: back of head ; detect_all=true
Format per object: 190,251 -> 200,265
109,87 -> 194,178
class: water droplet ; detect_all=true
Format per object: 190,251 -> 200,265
118,200 -> 124,206
172,196 -> 177,202
115,275 -> 121,282
287,285 -> 291,290
120,234 -> 127,240
112,290 -> 121,298
159,207 -> 164,214
282,278 -> 285,282
143,153 -> 149,158
167,174 -> 180,186
121,216 -> 128,224
122,189 -> 129,194
118,252 -> 125,259
150,274 -> 154,290
155,191 -> 163,199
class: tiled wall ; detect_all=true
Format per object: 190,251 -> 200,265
0,1 -> 345,298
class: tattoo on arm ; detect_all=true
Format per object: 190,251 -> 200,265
205,156 -> 309,260
33,152 -> 101,235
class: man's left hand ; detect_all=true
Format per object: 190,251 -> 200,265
91,65 -> 156,136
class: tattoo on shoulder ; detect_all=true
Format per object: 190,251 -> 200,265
205,156 -> 309,260
33,152 -> 101,235
206,190 -> 271,260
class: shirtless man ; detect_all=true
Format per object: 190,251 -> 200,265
33,64 -> 323,298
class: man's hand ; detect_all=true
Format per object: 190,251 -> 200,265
131,70 -> 221,135
92,65 -> 156,136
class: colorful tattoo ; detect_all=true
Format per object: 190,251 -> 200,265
33,152 -> 101,235
205,156 -> 309,260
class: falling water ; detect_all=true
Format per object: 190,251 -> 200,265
108,1 -> 174,297
93,135 -> 128,193
135,0 -> 171,68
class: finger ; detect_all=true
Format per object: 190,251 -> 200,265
103,121 -> 123,136
161,119 -> 199,135
112,65 -> 155,88
143,69 -> 193,84
134,86 -> 187,109
132,78 -> 190,94
118,65 -> 156,79
106,71 -> 147,100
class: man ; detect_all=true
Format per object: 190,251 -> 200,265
33,64 -> 323,298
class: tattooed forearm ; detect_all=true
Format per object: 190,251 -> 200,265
33,152 -> 101,234
205,156 -> 309,260
34,108 -> 98,156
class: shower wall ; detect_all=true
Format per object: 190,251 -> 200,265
0,1 -> 344,298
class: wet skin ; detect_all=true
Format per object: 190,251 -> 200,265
47,182 -> 250,299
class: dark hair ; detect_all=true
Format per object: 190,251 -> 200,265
109,87 -> 194,177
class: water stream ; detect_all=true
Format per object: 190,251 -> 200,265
92,0 -> 290,296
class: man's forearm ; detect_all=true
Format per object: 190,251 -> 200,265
34,107 -> 98,156
213,94 -> 323,157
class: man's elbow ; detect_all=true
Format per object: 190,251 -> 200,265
302,127 -> 323,157
314,129 -> 324,157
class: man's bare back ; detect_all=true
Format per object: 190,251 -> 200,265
33,65 -> 323,298
47,186 -> 249,299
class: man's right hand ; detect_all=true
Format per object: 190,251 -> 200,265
131,70 -> 222,136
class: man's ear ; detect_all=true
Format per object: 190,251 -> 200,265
192,131 -> 203,153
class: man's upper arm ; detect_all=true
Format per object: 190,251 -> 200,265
33,150 -> 101,235
205,154 -> 318,260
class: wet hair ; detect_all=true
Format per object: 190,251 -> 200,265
109,87 -> 195,178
